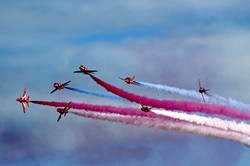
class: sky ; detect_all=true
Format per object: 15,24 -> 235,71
1,0 -> 250,165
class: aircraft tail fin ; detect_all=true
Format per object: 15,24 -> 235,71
27,96 -> 30,107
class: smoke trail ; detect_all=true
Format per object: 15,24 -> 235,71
138,81 -> 250,111
32,100 -> 250,135
89,74 -> 250,120
65,87 -> 125,101
31,100 -> 250,145
70,111 -> 250,146
151,109 -> 250,136
30,100 -> 166,119
213,94 -> 250,111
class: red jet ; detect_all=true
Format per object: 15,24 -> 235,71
74,65 -> 98,75
16,88 -> 30,113
119,76 -> 136,84
50,81 -> 71,94
198,80 -> 210,102
140,104 -> 153,112
56,102 -> 72,122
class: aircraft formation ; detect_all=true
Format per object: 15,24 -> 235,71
16,65 -> 210,122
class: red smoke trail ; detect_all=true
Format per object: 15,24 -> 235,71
30,100 -> 170,120
30,100 -> 250,145
31,100 -> 242,134
89,74 -> 250,120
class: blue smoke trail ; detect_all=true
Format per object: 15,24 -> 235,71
65,87 -> 126,101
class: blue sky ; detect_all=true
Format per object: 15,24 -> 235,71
1,0 -> 250,165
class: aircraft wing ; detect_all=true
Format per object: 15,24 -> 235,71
64,102 -> 72,109
23,88 -> 27,98
73,71 -> 82,73
63,81 -> 71,86
50,88 -> 58,94
22,103 -> 26,113
57,114 -> 62,122
88,70 -> 98,73
119,77 -> 125,81
133,81 -> 141,86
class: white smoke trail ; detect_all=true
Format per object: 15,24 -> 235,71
151,109 -> 250,136
138,81 -> 250,111
70,111 -> 250,146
